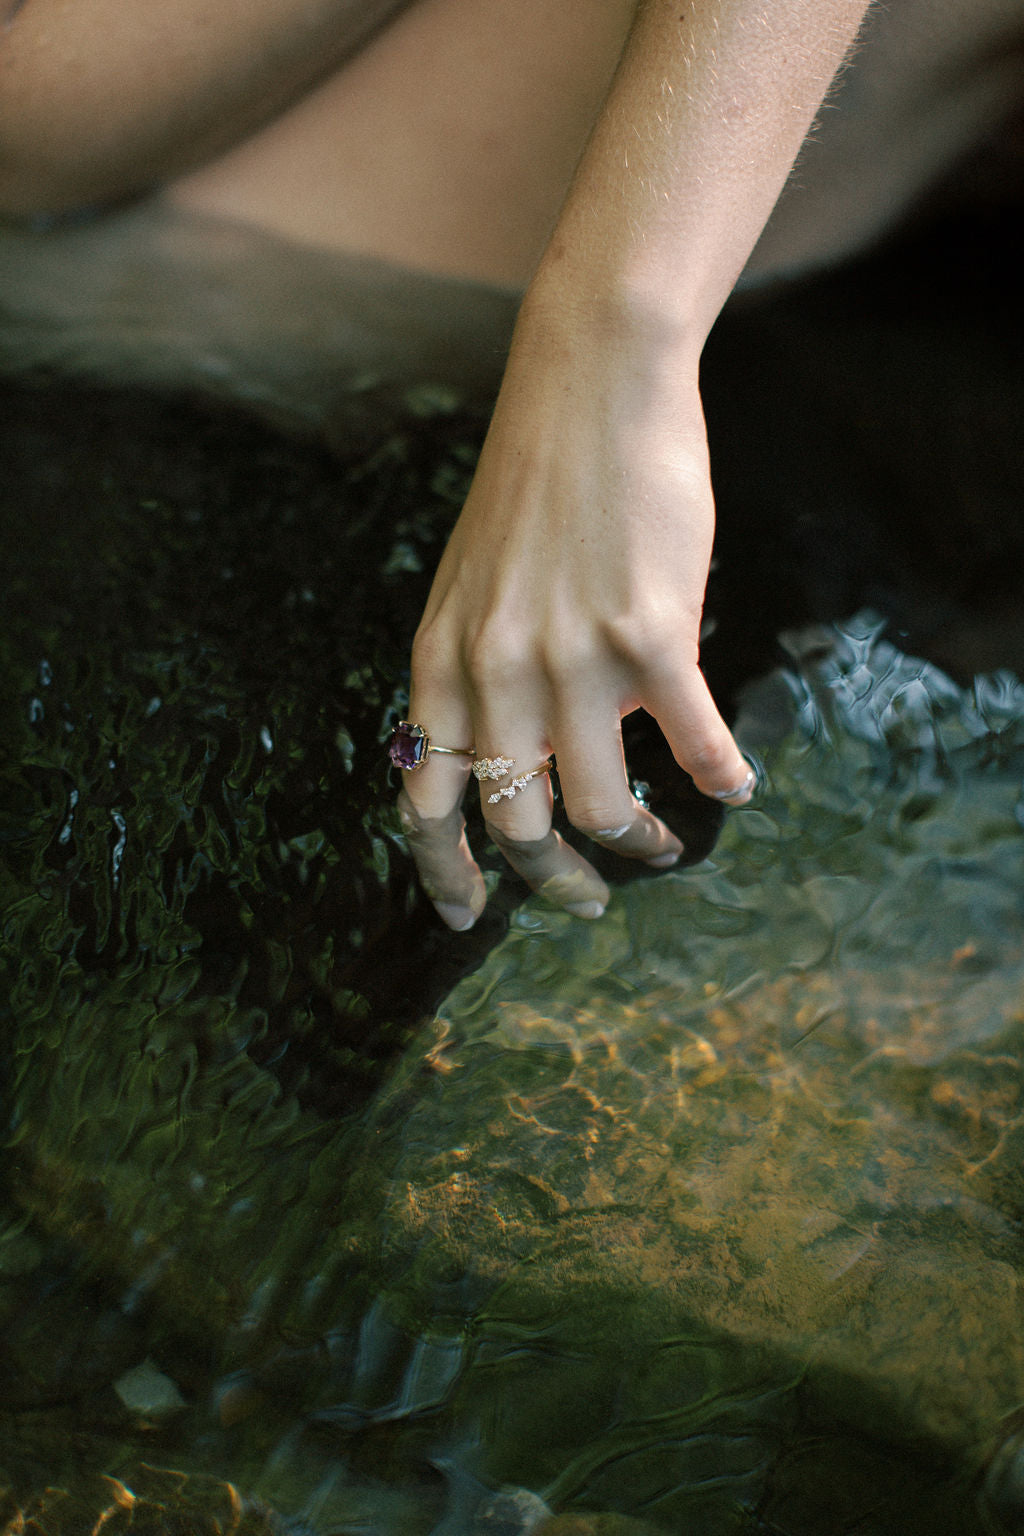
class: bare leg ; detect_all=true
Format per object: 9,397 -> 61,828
2,0 -> 1021,433
0,0 -> 419,216
169,0 -> 639,288
4,0 -> 1021,288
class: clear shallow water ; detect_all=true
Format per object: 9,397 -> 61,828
3,375 -> 1024,1535
3,189 -> 1024,1532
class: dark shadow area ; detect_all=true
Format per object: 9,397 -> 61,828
703,196 -> 1024,700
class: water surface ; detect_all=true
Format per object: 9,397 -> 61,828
2,197 -> 1024,1534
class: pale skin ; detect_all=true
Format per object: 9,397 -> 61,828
7,0 -> 1004,929
398,0 -> 874,927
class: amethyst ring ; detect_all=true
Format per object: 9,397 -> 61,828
387,720 -> 474,771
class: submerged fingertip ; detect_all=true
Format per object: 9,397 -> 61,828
646,849 -> 682,869
712,766 -> 757,806
564,899 -> 607,920
433,901 -> 478,931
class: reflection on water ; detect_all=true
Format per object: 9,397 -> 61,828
339,620 -> 1024,1533
3,368 -> 1024,1533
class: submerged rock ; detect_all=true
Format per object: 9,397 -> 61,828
113,1358 -> 189,1418
304,622 -> 1024,1529
473,1485 -> 554,1535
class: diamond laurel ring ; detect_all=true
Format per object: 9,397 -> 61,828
387,720 -> 474,771
473,755 -> 555,804
472,755 -> 515,781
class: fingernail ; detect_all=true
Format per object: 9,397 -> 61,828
564,899 -> 606,920
433,902 -> 478,932
646,849 -> 681,869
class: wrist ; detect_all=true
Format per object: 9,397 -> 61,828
519,246 -> 711,378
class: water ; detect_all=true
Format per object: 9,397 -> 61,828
2,202 -> 1024,1534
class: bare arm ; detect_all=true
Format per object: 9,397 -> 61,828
533,0 -> 871,345
401,0 -> 873,927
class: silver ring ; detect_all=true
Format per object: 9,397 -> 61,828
712,766 -> 756,804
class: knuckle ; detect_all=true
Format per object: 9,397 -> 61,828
540,640 -> 597,691
465,624 -> 529,689
602,607 -> 680,668
687,735 -> 735,782
565,793 -> 633,840
410,619 -> 448,684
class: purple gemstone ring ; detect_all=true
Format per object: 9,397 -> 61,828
387,720 -> 475,771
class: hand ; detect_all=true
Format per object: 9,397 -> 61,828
395,288 -> 754,931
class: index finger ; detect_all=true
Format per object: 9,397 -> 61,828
396,787 -> 486,931
389,713 -> 486,931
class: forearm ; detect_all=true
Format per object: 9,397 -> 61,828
529,0 -> 873,353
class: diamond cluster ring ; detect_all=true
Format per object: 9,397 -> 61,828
473,754 -> 554,804
472,756 -> 515,781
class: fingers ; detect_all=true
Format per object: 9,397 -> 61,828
393,692 -> 487,932
642,660 -> 755,806
395,651 -> 753,931
396,787 -> 486,932
551,704 -> 684,869
397,731 -> 611,926
471,725 -> 613,920
394,665 -> 753,931
471,694 -> 679,919
488,824 -> 610,919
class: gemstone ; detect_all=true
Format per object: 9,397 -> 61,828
387,720 -> 428,770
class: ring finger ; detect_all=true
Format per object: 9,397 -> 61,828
472,720 -> 612,918
551,701 -> 684,867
